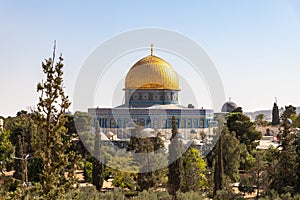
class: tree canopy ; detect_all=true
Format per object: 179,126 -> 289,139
226,111 -> 262,150
182,148 -> 207,192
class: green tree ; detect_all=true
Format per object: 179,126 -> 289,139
74,111 -> 92,133
279,107 -> 295,149
111,170 -> 136,190
13,135 -> 24,182
227,111 -> 262,150
92,122 -> 104,190
127,124 -> 153,191
251,150 -> 267,199
138,132 -> 168,191
232,107 -> 243,113
268,114 -> 299,195
182,148 -> 207,192
168,116 -> 184,198
255,114 -> 267,127
103,145 -> 138,191
104,149 -> 137,191
27,157 -> 43,183
127,123 -> 144,155
291,113 -> 300,128
264,146 -> 279,195
137,137 -> 155,191
212,125 -> 244,197
73,111 -> 94,159
127,125 -> 167,191
272,102 -> 280,125
65,114 -> 77,136
213,129 -> 224,196
270,142 -> 298,195
153,132 -> 165,151
5,112 -> 36,183
284,105 -> 296,118
31,43 -> 77,198
151,133 -> 168,190
0,129 -> 13,171
6,111 -> 34,156
222,128 -> 240,183
238,175 -> 254,196
239,143 -> 255,172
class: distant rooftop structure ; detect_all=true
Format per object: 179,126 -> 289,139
221,98 -> 238,113
256,136 -> 281,150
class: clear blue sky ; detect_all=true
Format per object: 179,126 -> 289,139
1,0 -> 300,117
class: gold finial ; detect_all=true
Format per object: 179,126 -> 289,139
150,44 -> 153,56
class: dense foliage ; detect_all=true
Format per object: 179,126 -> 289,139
226,110 -> 262,150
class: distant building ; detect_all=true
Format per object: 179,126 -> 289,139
214,99 -> 238,120
221,98 -> 238,113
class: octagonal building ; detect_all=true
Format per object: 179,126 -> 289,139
88,47 -> 214,137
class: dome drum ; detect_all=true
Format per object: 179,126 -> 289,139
125,89 -> 179,108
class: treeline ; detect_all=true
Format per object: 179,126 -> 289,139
3,105 -> 300,199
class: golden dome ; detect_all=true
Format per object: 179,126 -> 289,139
125,54 -> 180,90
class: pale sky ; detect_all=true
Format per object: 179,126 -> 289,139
1,1 -> 300,117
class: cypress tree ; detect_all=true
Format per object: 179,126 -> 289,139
213,129 -> 224,196
137,137 -> 155,191
92,121 -> 104,190
168,116 -> 183,198
13,135 -> 24,182
272,103 -> 280,125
